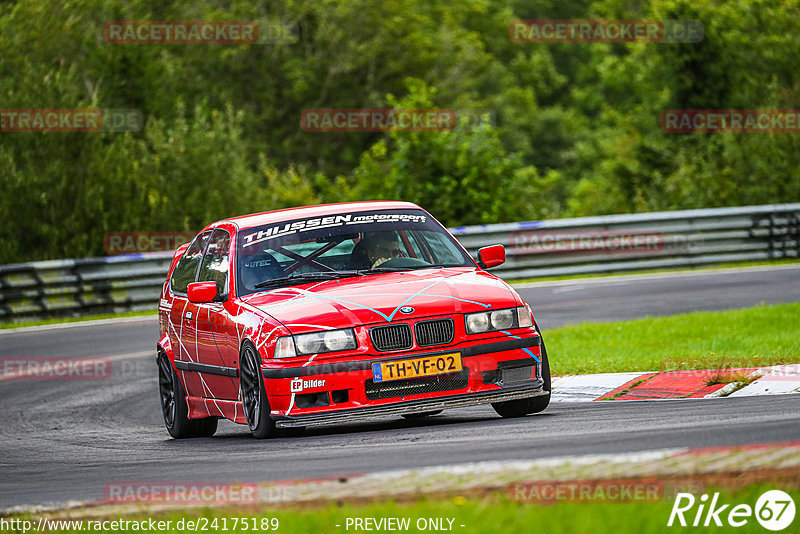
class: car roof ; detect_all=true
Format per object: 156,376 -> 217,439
221,201 -> 423,230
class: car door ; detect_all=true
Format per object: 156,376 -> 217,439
167,231 -> 211,397
193,229 -> 239,400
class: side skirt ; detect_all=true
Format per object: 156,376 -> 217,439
186,396 -> 247,425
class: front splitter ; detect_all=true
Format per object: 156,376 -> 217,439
271,380 -> 547,428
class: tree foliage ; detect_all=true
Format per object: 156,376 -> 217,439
1,0 -> 799,262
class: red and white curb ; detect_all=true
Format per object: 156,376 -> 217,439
551,364 -> 800,402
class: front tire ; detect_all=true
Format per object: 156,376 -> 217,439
492,340 -> 551,418
158,351 -> 217,438
240,341 -> 275,439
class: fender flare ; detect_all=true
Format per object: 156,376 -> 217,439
157,332 -> 175,365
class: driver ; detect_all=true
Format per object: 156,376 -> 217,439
363,232 -> 402,269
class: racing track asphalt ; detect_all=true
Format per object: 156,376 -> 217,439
1,264 -> 799,508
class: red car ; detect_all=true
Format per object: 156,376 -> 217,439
157,201 -> 550,438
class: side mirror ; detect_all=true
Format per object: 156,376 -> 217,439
187,281 -> 219,304
477,244 -> 506,269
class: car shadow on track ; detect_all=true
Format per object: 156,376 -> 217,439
193,409 -> 556,442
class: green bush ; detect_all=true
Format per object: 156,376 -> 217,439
2,0 -> 799,262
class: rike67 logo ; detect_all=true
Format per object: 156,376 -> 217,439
668,490 -> 795,531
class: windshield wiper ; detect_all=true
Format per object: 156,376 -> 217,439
358,264 -> 452,274
356,267 -> 414,274
254,271 -> 362,289
412,264 -> 447,269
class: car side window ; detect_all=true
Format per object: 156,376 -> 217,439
170,232 -> 211,295
196,229 -> 230,296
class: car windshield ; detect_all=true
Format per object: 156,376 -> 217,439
236,209 -> 473,294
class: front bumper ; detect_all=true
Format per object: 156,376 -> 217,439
261,335 -> 542,379
261,333 -> 544,426
271,380 -> 546,428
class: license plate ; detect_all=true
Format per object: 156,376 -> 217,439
372,353 -> 462,382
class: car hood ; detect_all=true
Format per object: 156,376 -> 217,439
241,268 -> 519,333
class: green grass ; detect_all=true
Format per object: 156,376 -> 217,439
546,301 -> 800,375
3,301 -> 798,380
704,371 -> 759,386
508,258 -> 800,285
0,310 -> 155,330
16,483 -> 799,533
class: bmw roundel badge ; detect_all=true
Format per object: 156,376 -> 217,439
399,306 -> 415,314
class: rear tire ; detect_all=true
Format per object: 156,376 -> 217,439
492,340 -> 551,418
157,351 -> 217,438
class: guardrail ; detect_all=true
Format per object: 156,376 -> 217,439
2,203 -> 798,323
452,203 -> 800,279
0,253 -> 174,323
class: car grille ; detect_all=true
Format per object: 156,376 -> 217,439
370,324 -> 413,351
414,318 -> 454,347
502,366 -> 533,382
365,369 -> 469,400
482,364 -> 537,385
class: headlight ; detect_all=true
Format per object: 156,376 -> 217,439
323,329 -> 353,351
295,332 -> 324,355
466,312 -> 490,333
465,306 -> 533,334
275,328 -> 357,358
490,309 -> 514,329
